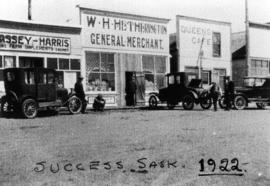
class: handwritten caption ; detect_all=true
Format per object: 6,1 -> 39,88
33,158 -> 177,174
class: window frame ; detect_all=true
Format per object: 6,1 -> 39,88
212,32 -> 221,57
85,52 -> 116,93
142,55 -> 167,92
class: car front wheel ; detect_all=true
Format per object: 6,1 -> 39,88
149,95 -> 158,109
200,92 -> 212,109
182,95 -> 194,110
22,99 -> 37,119
218,96 -> 226,109
234,95 -> 247,110
68,96 -> 82,114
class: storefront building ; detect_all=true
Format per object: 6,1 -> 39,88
0,20 -> 82,95
171,15 -> 231,89
232,22 -> 270,87
79,7 -> 170,107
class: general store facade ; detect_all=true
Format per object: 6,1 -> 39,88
0,20 -> 82,95
171,15 -> 231,89
79,7 -> 170,107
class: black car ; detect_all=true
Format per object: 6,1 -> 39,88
233,76 -> 270,110
0,68 -> 83,118
148,72 -> 212,110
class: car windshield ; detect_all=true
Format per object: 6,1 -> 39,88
243,78 -> 266,87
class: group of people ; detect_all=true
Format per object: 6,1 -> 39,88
74,76 -> 106,113
208,76 -> 235,111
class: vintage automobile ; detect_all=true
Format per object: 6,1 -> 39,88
232,76 -> 270,110
148,72 -> 212,110
0,68 -> 83,118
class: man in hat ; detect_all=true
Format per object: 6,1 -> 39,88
74,76 -> 87,113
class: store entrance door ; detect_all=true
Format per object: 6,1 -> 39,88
19,57 -> 43,68
125,71 -> 145,106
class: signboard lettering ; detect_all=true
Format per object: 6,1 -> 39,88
82,14 -> 169,54
0,33 -> 71,54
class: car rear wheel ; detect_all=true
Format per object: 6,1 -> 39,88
234,95 -> 246,110
199,92 -> 212,109
22,99 -> 37,119
149,95 -> 158,109
256,103 -> 266,109
218,96 -> 226,109
68,96 -> 82,114
182,95 -> 194,110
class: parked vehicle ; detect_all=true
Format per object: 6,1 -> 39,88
232,76 -> 270,110
148,72 -> 212,110
0,68 -> 83,118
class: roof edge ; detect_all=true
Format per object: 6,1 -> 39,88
176,15 -> 231,26
78,6 -> 170,24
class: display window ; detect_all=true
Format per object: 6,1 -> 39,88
85,52 -> 115,92
213,32 -> 221,57
4,56 -> 16,68
142,55 -> 166,91
46,57 -> 81,88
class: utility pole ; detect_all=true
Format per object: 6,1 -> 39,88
245,0 -> 249,76
28,0 -> 32,20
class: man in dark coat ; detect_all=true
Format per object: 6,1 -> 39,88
224,77 -> 234,110
93,94 -> 106,111
125,76 -> 137,106
74,76 -> 87,113
209,82 -> 220,111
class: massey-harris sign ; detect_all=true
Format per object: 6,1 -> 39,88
0,33 -> 71,54
81,12 -> 169,54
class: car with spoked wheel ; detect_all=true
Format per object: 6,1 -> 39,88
148,72 -> 212,110
233,76 -> 270,110
0,68 -> 83,118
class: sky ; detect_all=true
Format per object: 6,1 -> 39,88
0,0 -> 269,33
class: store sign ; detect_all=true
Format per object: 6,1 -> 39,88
82,13 -> 169,54
0,33 -> 71,54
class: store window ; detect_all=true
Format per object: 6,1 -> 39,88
202,71 -> 211,84
4,56 -> 16,68
59,58 -> 69,70
70,59 -> 80,70
47,58 -> 58,69
86,52 -> 115,92
213,32 -> 221,57
142,55 -> 166,91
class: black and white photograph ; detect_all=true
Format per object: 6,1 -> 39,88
0,0 -> 269,185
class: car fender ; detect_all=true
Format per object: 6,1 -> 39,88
6,90 -> 19,103
148,92 -> 160,102
188,90 -> 199,100
19,95 -> 36,104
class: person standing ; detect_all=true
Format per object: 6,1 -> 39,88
224,76 -> 234,110
74,76 -> 87,113
126,76 -> 137,106
228,79 -> 235,109
209,82 -> 220,111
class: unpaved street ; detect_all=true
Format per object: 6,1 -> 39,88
0,107 -> 270,186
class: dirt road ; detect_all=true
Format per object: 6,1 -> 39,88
0,107 -> 269,185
